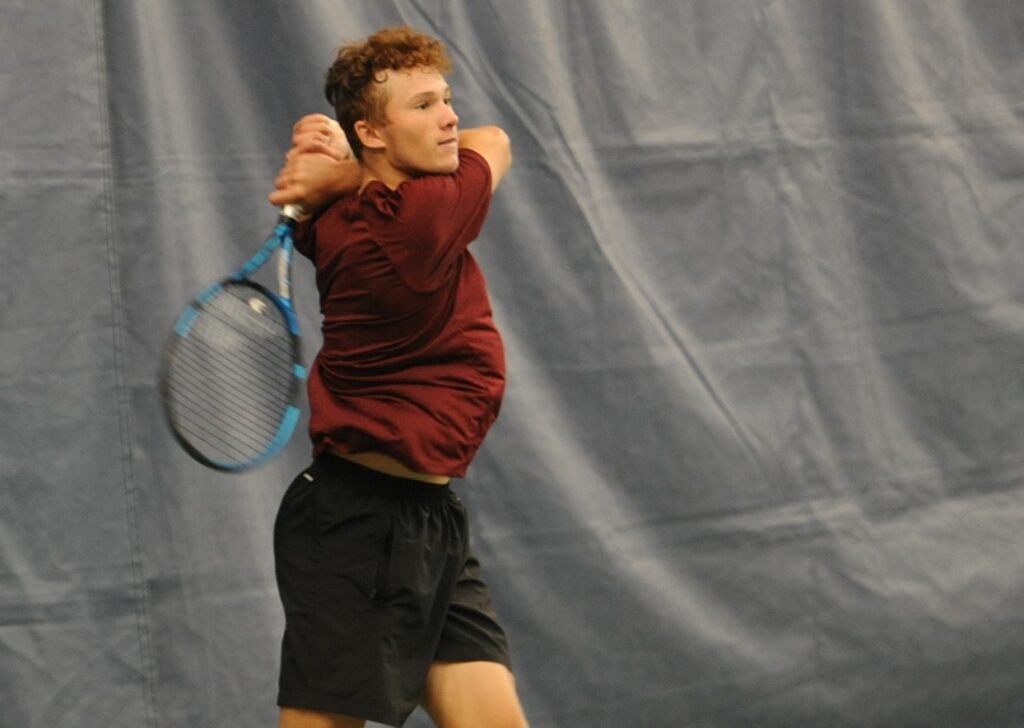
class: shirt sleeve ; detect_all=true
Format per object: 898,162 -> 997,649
360,148 -> 493,292
293,216 -> 316,262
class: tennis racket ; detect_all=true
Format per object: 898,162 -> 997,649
159,204 -> 306,471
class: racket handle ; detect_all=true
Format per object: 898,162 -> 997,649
280,204 -> 307,222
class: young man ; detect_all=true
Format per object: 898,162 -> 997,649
266,27 -> 528,728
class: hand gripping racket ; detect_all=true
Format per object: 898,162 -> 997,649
159,204 -> 306,471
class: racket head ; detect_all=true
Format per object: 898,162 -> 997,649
159,279 -> 305,472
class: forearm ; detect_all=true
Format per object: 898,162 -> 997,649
269,155 -> 362,213
324,158 -> 362,199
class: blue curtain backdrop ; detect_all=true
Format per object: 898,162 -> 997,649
2,1 -> 1023,726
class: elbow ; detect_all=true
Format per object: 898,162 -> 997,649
461,125 -> 512,189
503,130 -> 513,170
488,125 -> 512,169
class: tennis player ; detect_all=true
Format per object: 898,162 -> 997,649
267,27 -> 528,728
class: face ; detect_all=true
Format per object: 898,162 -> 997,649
359,67 -> 460,180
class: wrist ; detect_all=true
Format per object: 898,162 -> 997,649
328,159 -> 362,196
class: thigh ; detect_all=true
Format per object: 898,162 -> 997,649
421,661 -> 529,728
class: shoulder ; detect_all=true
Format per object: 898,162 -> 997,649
400,149 -> 491,202
360,150 -> 492,223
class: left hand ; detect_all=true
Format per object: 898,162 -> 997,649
268,148 -> 352,210
289,113 -> 352,162
268,114 -> 356,210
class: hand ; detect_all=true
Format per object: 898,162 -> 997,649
289,113 -> 352,162
268,148 -> 353,211
268,114 -> 358,211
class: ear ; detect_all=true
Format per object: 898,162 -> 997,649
355,120 -> 386,151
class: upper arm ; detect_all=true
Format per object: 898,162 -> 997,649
458,126 -> 512,191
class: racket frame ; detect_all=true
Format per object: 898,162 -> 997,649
159,206 -> 306,472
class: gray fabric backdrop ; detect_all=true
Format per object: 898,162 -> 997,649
2,1 -> 1023,726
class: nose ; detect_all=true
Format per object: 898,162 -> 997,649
441,103 -> 458,129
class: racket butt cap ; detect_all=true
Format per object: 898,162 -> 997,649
280,204 -> 306,223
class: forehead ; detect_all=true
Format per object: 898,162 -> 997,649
380,67 -> 450,102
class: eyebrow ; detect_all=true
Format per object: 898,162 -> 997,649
408,87 -> 452,103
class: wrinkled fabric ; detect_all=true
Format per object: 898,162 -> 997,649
298,148 -> 504,478
1,1 -> 1023,727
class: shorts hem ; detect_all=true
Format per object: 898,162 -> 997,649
432,646 -> 513,671
278,689 -> 409,727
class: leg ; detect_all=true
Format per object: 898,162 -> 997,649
278,706 -> 365,728
420,661 -> 529,728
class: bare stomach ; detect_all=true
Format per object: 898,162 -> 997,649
329,447 -> 451,485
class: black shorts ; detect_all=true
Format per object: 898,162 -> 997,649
274,453 -> 512,727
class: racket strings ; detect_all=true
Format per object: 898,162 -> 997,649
169,352 -> 291,452
176,290 -> 293,395
170,350 -> 283,444
169,345 -> 291,457
165,286 -> 298,465
177,312 -> 293,399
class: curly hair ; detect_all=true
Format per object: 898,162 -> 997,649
324,26 -> 453,160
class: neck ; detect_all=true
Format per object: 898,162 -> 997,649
358,151 -> 410,191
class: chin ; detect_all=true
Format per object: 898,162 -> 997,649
439,157 -> 460,174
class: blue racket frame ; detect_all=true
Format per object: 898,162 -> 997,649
161,205 -> 307,472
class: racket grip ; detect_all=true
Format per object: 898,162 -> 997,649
280,204 -> 307,222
